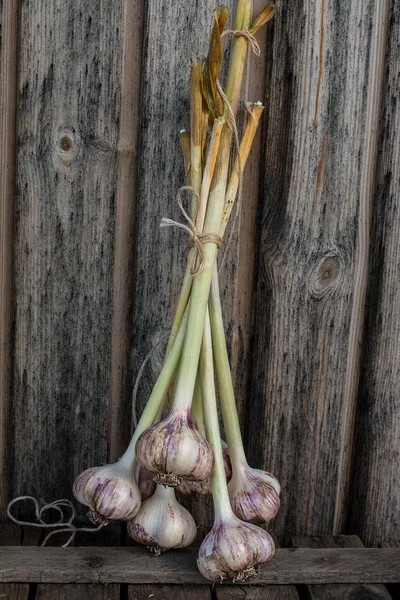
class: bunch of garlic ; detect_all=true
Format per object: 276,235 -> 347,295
72,0 -> 279,583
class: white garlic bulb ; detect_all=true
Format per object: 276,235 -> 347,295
197,514 -> 275,582
135,408 -> 214,486
73,461 -> 141,523
228,463 -> 280,524
177,440 -> 232,495
127,484 -> 197,554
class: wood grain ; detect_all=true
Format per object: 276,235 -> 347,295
108,0 -> 144,462
0,0 -> 19,519
0,584 -> 30,600
348,0 -> 400,547
12,0 -> 124,505
215,585 -> 299,599
128,585 -> 212,600
292,535 -> 392,600
245,0 -> 378,542
334,0 -> 391,534
0,547 -> 399,584
35,584 -> 120,600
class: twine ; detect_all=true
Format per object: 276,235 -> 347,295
221,28 -> 261,56
160,186 -> 222,277
7,495 -> 105,547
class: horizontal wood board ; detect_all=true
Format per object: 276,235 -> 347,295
292,535 -> 393,600
0,547 -> 399,584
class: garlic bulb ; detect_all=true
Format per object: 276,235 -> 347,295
228,463 -> 280,524
127,484 -> 197,554
73,461 -> 141,523
197,514 -> 275,582
138,466 -> 157,501
177,440 -> 232,495
135,408 -> 214,486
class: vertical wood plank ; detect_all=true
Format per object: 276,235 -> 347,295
0,0 -> 19,519
131,0 -> 237,533
245,0 -> 377,542
215,587 -> 299,600
35,584 -> 120,600
12,0 -> 124,503
128,585 -> 212,600
334,0 -> 390,534
108,0 -> 144,462
349,0 -> 400,547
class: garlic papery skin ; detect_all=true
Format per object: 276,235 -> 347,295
177,440 -> 232,495
73,461 -> 141,523
127,484 -> 197,554
138,466 -> 157,501
135,408 -> 214,486
228,463 -> 280,524
197,514 -> 275,582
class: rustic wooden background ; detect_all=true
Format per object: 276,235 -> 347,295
0,0 -> 399,546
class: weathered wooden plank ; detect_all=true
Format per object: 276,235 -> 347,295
0,584 -> 30,600
12,0 -> 124,504
245,0 -> 381,542
292,535 -> 392,600
35,584 -> 120,600
128,584 -> 212,600
215,585 -> 300,599
131,0 -> 238,535
0,0 -> 19,520
348,0 -> 400,546
108,0 -> 144,462
0,547 -> 399,584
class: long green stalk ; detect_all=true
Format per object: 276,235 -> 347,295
200,310 -> 232,519
208,264 -> 246,468
120,307 -> 189,465
171,1 -> 253,410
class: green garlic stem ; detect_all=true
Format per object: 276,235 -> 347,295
120,307 -> 189,465
191,372 -> 206,436
200,310 -> 232,520
208,263 -> 246,469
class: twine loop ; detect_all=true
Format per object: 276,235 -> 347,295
221,29 -> 261,57
160,186 -> 222,277
7,495 -> 105,547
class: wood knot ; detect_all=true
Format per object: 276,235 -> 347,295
309,253 -> 342,300
54,126 -> 79,166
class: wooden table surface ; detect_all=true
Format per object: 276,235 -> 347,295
0,525 -> 399,600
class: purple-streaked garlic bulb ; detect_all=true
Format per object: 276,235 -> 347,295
135,408 -> 214,486
197,514 -> 275,582
73,460 -> 141,524
127,484 -> 197,555
138,466 -> 157,501
228,463 -> 280,524
177,440 -> 232,495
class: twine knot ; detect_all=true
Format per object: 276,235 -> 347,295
221,29 -> 261,57
160,186 -> 222,277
